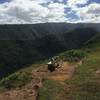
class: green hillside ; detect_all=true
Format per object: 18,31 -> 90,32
0,23 -> 100,100
0,24 -> 99,79
39,32 -> 100,100
39,43 -> 100,100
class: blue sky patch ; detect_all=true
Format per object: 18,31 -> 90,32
66,11 -> 79,20
0,0 -> 9,3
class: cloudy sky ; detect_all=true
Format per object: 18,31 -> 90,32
0,0 -> 100,24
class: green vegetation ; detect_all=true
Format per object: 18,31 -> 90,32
0,61 -> 45,91
39,79 -> 68,100
39,45 -> 100,100
60,49 -> 86,62
0,24 -> 100,99
0,71 -> 32,90
0,40 -> 44,79
0,24 -> 99,79
65,47 -> 100,100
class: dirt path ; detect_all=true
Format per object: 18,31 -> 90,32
0,64 -> 47,100
47,62 -> 75,84
0,61 -> 77,100
0,73 -> 42,100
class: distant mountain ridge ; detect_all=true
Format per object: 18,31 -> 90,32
0,23 -> 100,40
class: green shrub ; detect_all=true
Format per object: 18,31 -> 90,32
39,79 -> 67,100
60,49 -> 86,62
0,71 -> 32,90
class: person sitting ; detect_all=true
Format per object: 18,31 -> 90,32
47,59 -> 55,72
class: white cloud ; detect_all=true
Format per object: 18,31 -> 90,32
0,0 -> 50,24
0,0 -> 67,24
0,0 -> 100,24
67,0 -> 89,7
47,3 -> 66,18
45,3 -> 67,22
74,3 -> 100,23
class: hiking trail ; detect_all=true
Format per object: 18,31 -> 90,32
0,61 -> 78,100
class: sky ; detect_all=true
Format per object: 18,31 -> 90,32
0,0 -> 100,24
